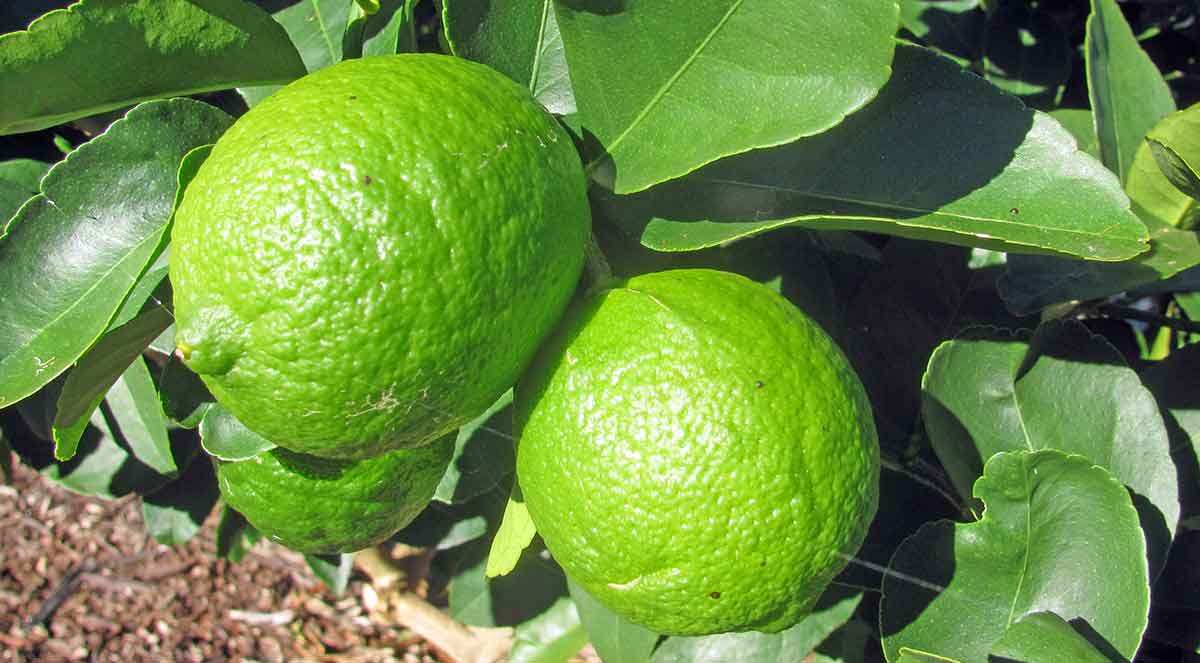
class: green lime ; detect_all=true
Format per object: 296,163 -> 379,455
171,54 -> 590,459
516,269 -> 879,635
214,435 -> 453,554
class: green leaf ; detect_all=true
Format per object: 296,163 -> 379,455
486,488 -> 538,578
1127,106 -> 1200,230
652,590 -> 862,662
599,45 -> 1148,261
141,451 -> 219,546
510,597 -> 589,663
104,356 -> 176,475
198,404 -> 276,461
446,534 -> 567,628
898,0 -> 983,64
395,503 -> 490,551
880,450 -> 1149,662
896,649 -> 962,663
1049,109 -> 1100,159
158,355 -> 212,429
215,505 -> 260,562
990,611 -> 1124,663
982,3 -> 1071,100
0,158 -> 47,227
999,216 -> 1200,315
1085,0 -> 1176,183
0,0 -> 303,135
434,391 -> 515,503
305,553 -> 353,595
569,579 -> 659,663
444,0 -> 575,115
361,0 -> 418,57
51,305 -> 172,461
556,0 -> 898,194
0,99 -> 233,408
238,0 -> 355,107
921,321 -> 1178,576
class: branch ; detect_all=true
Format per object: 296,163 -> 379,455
1093,304 -> 1200,334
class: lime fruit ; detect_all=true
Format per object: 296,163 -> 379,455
516,269 -> 879,635
171,54 -> 590,459
214,435 -> 454,554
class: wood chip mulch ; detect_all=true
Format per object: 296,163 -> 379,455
0,457 -> 439,663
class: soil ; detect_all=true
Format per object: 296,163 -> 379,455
0,458 -> 438,663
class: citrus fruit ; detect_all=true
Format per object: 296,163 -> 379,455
170,54 -> 590,459
515,268 -> 879,635
214,434 -> 454,554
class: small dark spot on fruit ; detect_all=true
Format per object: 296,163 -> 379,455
754,380 -> 764,389
709,591 -> 721,599
363,175 -> 373,185
349,95 -> 358,100
1009,207 -> 1019,214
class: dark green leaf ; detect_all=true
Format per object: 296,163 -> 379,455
443,0 -> 574,114
158,355 -> 212,429
921,321 -> 1178,576
51,306 -> 172,461
395,504 -> 489,551
898,0 -> 984,64
599,45 -> 1147,261
509,597 -> 589,663
880,451 -> 1149,662
556,0 -> 898,194
104,356 -> 176,475
990,611 -> 1124,663
652,590 -> 862,662
999,216 -> 1200,315
305,553 -> 353,595
199,404 -> 276,461
1085,0 -> 1176,183
434,391 -> 515,503
446,538 -> 567,628
215,505 -> 261,562
0,0 -> 303,134
0,99 -> 233,408
239,0 -> 355,106
982,3 -> 1071,100
1127,107 -> 1200,230
569,578 -> 658,663
486,486 -> 537,578
141,450 -> 219,545
361,0 -> 418,57
0,158 -> 47,227
0,426 -> 12,484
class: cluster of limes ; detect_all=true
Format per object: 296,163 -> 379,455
172,55 -> 878,635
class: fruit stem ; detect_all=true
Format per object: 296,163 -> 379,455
583,232 -> 616,293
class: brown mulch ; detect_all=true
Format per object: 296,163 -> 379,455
0,458 -> 438,663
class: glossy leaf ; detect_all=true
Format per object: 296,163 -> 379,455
509,597 -> 589,663
0,158 -> 46,226
1085,0 -> 1176,183
898,0 -> 983,64
1049,108 -> 1100,159
486,488 -> 538,578
238,0 -> 355,107
1146,104 -> 1200,209
990,612 -> 1121,663
556,0 -> 898,194
1127,106 -> 1200,230
921,321 -> 1178,575
141,452 -> 219,546
880,451 -> 1149,662
105,356 -> 175,476
598,45 -> 1147,261
305,553 -> 353,595
443,0 -> 574,115
652,591 -> 862,662
0,99 -> 232,408
568,579 -> 658,663
0,0 -> 302,134
434,390 -> 515,504
198,404 -> 276,461
361,0 -> 418,57
158,355 -> 212,429
51,305 -> 172,460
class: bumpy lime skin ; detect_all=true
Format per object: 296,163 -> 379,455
171,54 -> 590,459
214,434 -> 453,554
516,269 -> 880,636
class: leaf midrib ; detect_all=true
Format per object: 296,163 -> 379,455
585,0 -> 745,170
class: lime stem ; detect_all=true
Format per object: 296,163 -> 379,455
583,232 -> 616,292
